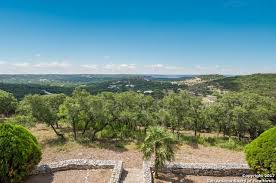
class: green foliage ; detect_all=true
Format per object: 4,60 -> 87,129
0,123 -> 41,183
159,91 -> 192,134
181,135 -> 246,151
5,85 -> 274,154
159,91 -> 205,136
59,89 -> 86,140
211,73 -> 276,98
141,126 -> 177,177
245,127 -> 276,175
208,92 -> 275,139
0,89 -> 17,116
0,75 -> 187,99
0,82 -> 73,99
18,94 -> 66,138
4,115 -> 36,128
198,74 -> 225,81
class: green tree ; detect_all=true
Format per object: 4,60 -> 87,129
159,91 -> 191,137
18,94 -> 65,138
59,88 -> 87,140
136,94 -> 156,134
0,89 -> 17,117
209,92 -> 275,139
81,94 -> 118,141
141,126 -> 177,177
43,94 -> 66,128
188,96 -> 204,136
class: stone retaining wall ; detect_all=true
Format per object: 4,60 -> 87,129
143,161 -> 153,183
31,159 -> 123,183
143,162 -> 253,183
165,163 -> 252,176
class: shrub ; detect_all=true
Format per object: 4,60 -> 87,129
0,123 -> 42,183
245,127 -> 276,175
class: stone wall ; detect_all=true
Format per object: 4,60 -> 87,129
165,163 -> 252,176
143,162 -> 253,183
143,161 -> 153,183
31,159 -> 123,183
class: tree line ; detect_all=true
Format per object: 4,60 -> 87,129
1,88 -> 275,141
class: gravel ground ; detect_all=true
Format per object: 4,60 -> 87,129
24,169 -> 112,183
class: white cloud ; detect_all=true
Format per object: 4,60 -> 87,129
33,62 -> 71,68
119,64 -> 136,69
0,61 -> 274,74
81,64 -> 98,69
194,65 -> 240,74
145,64 -> 165,68
12,62 -> 30,67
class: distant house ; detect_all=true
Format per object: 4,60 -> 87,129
144,90 -> 153,94
42,90 -> 53,95
108,85 -> 119,89
125,84 -> 135,88
39,79 -> 49,82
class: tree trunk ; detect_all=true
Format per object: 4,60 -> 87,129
144,126 -> 147,135
50,124 -> 64,139
194,119 -> 198,136
82,119 -> 90,135
91,131 -> 97,141
90,122 -> 110,141
72,121 -> 77,140
55,122 -> 59,129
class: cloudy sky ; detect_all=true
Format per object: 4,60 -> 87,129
0,0 -> 276,74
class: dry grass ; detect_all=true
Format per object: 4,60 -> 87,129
174,144 -> 246,164
30,124 -> 247,169
30,124 -> 143,168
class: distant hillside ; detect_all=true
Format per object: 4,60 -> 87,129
211,74 -> 276,98
198,74 -> 225,81
0,74 -> 194,85
1,74 -> 275,99
0,77 -> 187,99
0,74 -> 142,85
0,83 -> 73,99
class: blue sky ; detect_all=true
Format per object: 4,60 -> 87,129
0,0 -> 276,74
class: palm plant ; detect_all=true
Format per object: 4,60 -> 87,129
141,126 -> 176,177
